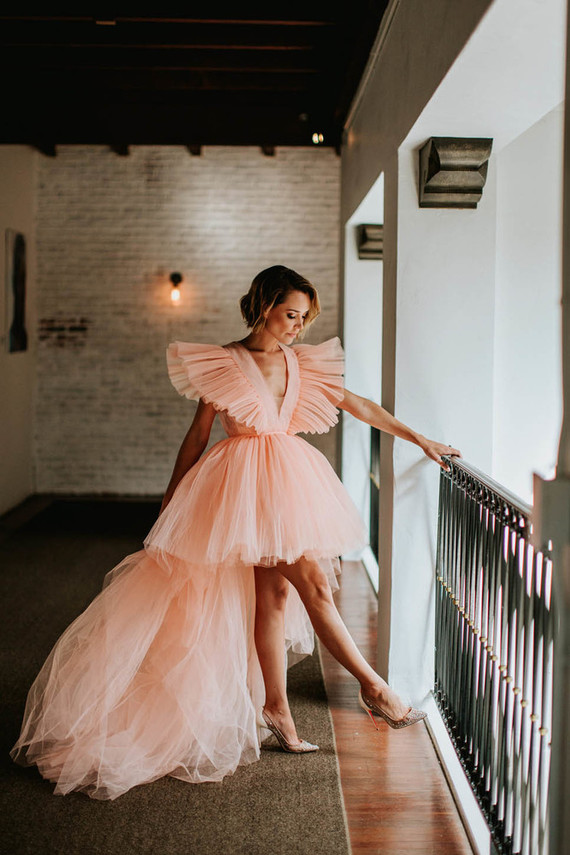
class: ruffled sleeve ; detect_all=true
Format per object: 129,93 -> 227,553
166,341 -> 267,432
288,337 -> 345,435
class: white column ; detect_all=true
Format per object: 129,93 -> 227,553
384,148 -> 497,702
342,174 -> 384,587
535,5 -> 570,854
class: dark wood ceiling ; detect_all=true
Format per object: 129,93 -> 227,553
0,5 -> 389,153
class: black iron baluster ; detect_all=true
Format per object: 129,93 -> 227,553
433,457 -> 553,855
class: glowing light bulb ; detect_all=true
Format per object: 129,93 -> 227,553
312,132 -> 324,144
169,272 -> 183,305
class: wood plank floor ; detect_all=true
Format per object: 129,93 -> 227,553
2,497 -> 473,853
320,560 -> 473,855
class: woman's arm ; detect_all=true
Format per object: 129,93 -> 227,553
338,388 -> 461,470
159,399 -> 217,514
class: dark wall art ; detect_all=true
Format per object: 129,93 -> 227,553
5,229 -> 27,353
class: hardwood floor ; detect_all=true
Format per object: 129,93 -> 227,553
3,497 -> 473,852
320,560 -> 473,855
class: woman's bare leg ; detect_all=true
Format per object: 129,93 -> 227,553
275,557 -> 410,720
254,566 -> 303,745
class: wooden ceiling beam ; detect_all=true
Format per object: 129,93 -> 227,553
0,6 -> 382,149
0,21 -> 332,49
9,69 -> 315,92
1,47 -> 320,71
0,11 -> 336,26
5,87 -> 311,110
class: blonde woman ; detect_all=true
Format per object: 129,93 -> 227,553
11,265 -> 460,799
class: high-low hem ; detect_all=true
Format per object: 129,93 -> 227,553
10,336 -> 368,799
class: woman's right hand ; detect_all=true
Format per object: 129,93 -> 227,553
419,438 -> 462,472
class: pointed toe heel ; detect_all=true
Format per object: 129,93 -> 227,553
261,709 -> 319,753
358,689 -> 427,730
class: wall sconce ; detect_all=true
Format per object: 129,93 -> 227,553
170,272 -> 183,304
357,224 -> 384,260
418,137 -> 493,208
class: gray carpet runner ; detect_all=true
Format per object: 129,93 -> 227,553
0,497 -> 350,855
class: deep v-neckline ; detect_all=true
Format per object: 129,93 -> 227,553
235,341 -> 290,417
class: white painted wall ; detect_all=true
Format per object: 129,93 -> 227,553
340,3 -> 566,846
493,105 -> 564,503
341,0 -> 495,223
0,146 -> 37,516
391,149 -> 497,698
341,0 -> 498,692
342,174 -> 383,569
388,0 -> 566,702
341,0 -> 566,704
400,0 -> 566,154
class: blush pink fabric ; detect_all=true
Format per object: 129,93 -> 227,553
10,337 -> 367,799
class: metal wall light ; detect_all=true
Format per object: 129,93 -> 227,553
170,272 -> 183,304
418,137 -> 493,209
357,224 -> 384,260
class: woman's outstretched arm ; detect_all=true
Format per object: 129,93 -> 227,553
159,398 -> 217,513
338,388 -> 461,470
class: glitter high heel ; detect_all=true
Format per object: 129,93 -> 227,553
358,689 -> 427,730
261,709 -> 319,753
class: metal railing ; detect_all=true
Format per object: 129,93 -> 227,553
434,457 -> 554,855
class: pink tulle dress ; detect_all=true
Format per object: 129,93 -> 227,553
10,336 -> 367,800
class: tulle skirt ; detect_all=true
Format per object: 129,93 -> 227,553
10,433 -> 367,800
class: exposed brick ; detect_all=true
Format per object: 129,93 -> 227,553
35,145 -> 341,495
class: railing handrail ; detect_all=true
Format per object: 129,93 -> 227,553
435,457 -> 554,855
442,454 -> 533,519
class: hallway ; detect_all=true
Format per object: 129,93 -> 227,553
1,496 -> 472,854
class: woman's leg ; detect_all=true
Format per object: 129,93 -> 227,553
275,557 -> 410,720
254,566 -> 303,745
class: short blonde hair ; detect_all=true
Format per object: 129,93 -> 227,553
239,265 -> 320,337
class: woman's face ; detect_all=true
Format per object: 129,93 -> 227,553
264,290 -> 311,343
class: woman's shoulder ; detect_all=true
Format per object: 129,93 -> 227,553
166,338 -> 268,431
166,340 -> 243,364
167,339 -> 230,351
166,340 -> 239,400
288,336 -> 345,435
170,339 -> 242,351
291,336 -> 344,362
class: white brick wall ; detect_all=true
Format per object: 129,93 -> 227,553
35,146 -> 341,494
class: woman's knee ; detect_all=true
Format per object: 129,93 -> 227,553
286,558 -> 332,606
255,568 -> 290,611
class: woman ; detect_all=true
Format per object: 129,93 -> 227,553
11,265 -> 460,799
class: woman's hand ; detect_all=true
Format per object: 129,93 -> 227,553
418,438 -> 462,471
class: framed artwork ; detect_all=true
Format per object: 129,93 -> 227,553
5,228 -> 27,353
